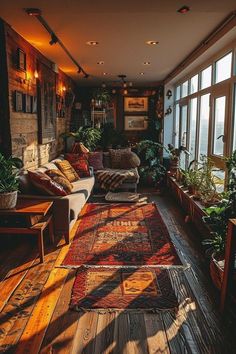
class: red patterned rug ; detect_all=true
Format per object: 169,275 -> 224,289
61,203 -> 182,267
70,267 -> 178,312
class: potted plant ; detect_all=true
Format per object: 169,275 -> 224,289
0,153 -> 23,209
202,150 -> 236,289
198,156 -> 220,206
183,164 -> 203,197
137,140 -> 166,187
63,127 -> 101,152
91,88 -> 111,109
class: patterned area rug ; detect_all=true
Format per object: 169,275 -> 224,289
61,203 -> 182,267
70,267 -> 178,312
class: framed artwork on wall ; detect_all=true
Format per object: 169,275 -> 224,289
14,90 -> 23,112
24,94 -> 32,113
124,115 -> 148,131
16,48 -> 26,71
124,97 -> 148,112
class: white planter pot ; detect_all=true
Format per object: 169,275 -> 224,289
0,191 -> 18,209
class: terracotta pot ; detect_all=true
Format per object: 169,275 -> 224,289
0,191 -> 18,209
210,253 -> 224,290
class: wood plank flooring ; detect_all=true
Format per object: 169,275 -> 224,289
0,191 -> 233,353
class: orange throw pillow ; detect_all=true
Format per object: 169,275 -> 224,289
45,169 -> 73,194
55,160 -> 80,182
28,171 -> 67,196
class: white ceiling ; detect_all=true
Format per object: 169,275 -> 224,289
1,0 -> 236,86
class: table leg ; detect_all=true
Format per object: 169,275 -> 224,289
37,229 -> 44,263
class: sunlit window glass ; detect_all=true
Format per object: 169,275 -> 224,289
198,94 -> 210,160
190,74 -> 198,94
213,96 -> 226,156
181,81 -> 188,98
200,66 -> 212,90
215,52 -> 232,84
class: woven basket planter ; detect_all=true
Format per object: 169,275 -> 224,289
210,254 -> 224,290
0,191 -> 18,209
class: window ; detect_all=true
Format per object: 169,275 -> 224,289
189,98 -> 198,160
215,52 -> 232,84
181,81 -> 188,98
174,104 -> 180,147
176,86 -> 180,101
190,74 -> 198,94
213,96 -> 226,156
200,66 -> 212,89
233,85 -> 236,151
198,94 -> 210,160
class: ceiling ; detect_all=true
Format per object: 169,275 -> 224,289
1,0 -> 236,87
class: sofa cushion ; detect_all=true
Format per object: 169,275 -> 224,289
71,158 -> 90,178
55,160 -> 80,182
45,169 -> 73,194
109,148 -> 131,169
95,168 -> 139,183
88,151 -> 104,170
103,152 -> 111,168
119,151 -> 141,169
28,171 -> 67,196
72,176 -> 95,195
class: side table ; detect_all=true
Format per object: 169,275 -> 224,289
0,198 -> 54,263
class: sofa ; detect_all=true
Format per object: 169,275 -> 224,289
19,156 -> 95,244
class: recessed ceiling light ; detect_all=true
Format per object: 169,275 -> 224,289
146,41 -> 159,45
140,72 -> 145,75
97,61 -> 104,65
143,61 -> 151,65
86,41 -> 99,46
177,5 -> 190,14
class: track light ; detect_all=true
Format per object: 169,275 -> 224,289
24,8 -> 41,16
49,34 -> 58,45
77,67 -> 82,74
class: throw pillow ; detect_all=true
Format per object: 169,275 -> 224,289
65,153 -> 81,163
109,148 -> 131,169
28,171 -> 67,196
55,160 -> 80,182
71,157 -> 90,177
45,169 -> 73,194
88,151 -> 104,170
119,151 -> 141,169
71,142 -> 90,154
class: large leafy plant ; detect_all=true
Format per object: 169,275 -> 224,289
137,140 -> 166,184
0,153 -> 23,193
69,127 -> 101,151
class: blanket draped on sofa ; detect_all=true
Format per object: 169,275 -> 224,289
96,169 -> 131,191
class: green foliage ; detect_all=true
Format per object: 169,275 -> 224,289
70,127 -> 101,151
0,153 -> 23,193
100,123 -> 127,149
137,140 -> 166,185
92,88 -> 111,106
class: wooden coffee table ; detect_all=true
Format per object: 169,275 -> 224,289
0,198 -> 54,263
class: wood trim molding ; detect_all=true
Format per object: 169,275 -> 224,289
164,11 -> 236,84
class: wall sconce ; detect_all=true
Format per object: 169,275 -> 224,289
165,106 -> 172,116
62,86 -> 66,92
166,90 -> 172,99
34,70 -> 39,79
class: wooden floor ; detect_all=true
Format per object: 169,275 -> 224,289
0,190 -> 233,353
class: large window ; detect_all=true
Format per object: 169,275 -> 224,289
201,65 -> 212,89
215,52 -> 232,84
198,94 -> 210,160
189,98 -> 198,160
213,96 -> 226,156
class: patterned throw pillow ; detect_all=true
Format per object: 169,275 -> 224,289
119,151 -> 141,169
55,160 -> 80,182
88,151 -> 104,170
71,158 -> 90,177
109,148 -> 131,169
45,169 -> 73,194
28,171 -> 67,196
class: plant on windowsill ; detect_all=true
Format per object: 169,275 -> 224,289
198,156 -> 220,206
180,160 -> 203,198
0,153 -> 23,209
167,144 -> 186,178
202,150 -> 236,289
137,140 -> 166,187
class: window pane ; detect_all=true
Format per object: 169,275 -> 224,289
181,81 -> 188,98
212,169 -> 225,193
215,52 -> 232,83
181,105 -> 188,148
176,86 -> 180,101
190,74 -> 198,94
213,96 -> 226,156
233,85 -> 236,151
198,94 -> 210,160
189,98 -> 197,160
201,66 -> 212,89
174,104 -> 180,147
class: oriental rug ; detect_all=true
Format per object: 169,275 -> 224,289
61,203 -> 182,267
70,267 -> 178,312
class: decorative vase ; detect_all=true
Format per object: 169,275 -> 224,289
0,191 -> 18,209
210,253 -> 224,290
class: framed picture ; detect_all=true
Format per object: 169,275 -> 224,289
124,97 -> 148,112
17,48 -> 26,71
31,96 -> 37,113
24,94 -> 32,113
14,90 -> 23,112
124,115 -> 148,131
